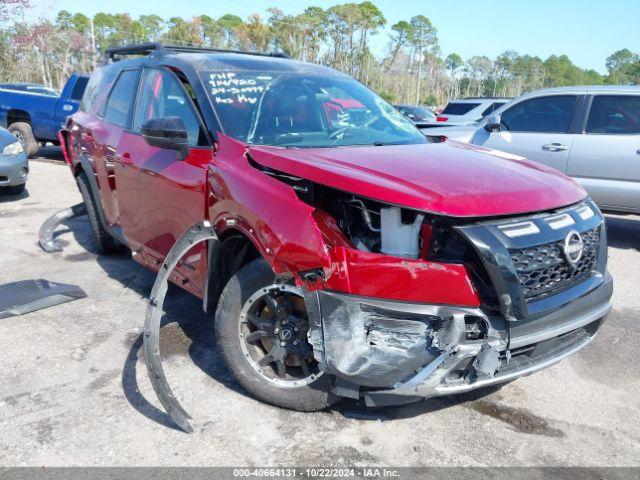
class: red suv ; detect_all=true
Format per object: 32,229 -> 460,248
61,44 -> 612,414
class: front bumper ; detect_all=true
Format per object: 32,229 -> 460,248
0,152 -> 29,187
306,272 -> 612,406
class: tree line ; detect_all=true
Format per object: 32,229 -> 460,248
1,1 -> 638,106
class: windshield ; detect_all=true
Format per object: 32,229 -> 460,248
201,71 -> 426,148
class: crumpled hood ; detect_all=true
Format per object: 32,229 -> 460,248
248,141 -> 586,218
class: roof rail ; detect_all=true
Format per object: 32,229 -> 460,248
102,42 -> 291,65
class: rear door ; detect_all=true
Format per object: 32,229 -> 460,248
567,94 -> 640,213
118,66 -> 213,297
90,68 -> 140,228
480,94 -> 580,173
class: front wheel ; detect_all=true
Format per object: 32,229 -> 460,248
215,258 -> 338,411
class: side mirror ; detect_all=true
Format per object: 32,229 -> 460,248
140,116 -> 189,160
484,114 -> 502,132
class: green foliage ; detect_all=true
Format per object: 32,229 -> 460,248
1,2 -> 636,102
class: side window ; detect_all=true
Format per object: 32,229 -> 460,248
501,95 -> 577,133
586,95 -> 640,134
133,68 -> 206,146
70,77 -> 89,101
101,69 -> 139,128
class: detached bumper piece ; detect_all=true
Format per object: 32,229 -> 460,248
38,202 -> 87,253
0,279 -> 87,319
306,274 -> 612,407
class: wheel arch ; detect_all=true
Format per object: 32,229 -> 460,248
203,225 -> 264,314
7,109 -> 31,125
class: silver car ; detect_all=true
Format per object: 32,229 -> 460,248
0,126 -> 28,194
425,86 -> 640,214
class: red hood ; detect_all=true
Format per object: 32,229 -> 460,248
248,141 -> 586,218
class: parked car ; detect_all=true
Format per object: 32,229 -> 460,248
0,83 -> 59,97
0,74 -> 89,158
61,44 -> 612,412
0,126 -> 28,194
426,87 -> 640,215
393,104 -> 436,123
424,97 -> 510,127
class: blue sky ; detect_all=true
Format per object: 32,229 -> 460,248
26,0 -> 639,73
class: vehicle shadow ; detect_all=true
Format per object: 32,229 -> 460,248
0,187 -> 29,202
56,213 -> 500,429
605,215 -> 640,251
36,145 -> 65,161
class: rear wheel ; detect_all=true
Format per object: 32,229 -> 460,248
8,122 -> 38,158
215,258 -> 338,411
77,172 -> 120,254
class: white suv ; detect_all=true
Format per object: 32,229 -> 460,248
431,98 -> 510,126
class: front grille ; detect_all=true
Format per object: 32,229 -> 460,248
510,228 -> 599,301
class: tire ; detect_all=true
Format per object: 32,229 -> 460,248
2,183 -> 25,195
215,258 -> 338,411
77,172 -> 120,254
8,122 -> 38,158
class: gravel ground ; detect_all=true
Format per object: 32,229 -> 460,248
0,155 -> 639,467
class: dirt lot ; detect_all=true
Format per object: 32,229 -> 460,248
1,154 -> 639,467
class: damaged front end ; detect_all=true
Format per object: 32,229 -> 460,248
304,290 -> 504,406
287,180 -> 612,407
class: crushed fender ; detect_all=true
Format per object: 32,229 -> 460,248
38,202 -> 87,253
144,221 -> 219,434
0,279 -> 87,319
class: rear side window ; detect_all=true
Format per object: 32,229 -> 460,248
101,69 -> 140,128
70,77 -> 89,101
81,67 -> 119,114
442,102 -> 480,115
501,95 -> 577,133
586,95 -> 640,134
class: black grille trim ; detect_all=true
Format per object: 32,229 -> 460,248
510,228 -> 599,301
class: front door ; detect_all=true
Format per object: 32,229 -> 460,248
118,67 -> 213,297
480,94 -> 580,173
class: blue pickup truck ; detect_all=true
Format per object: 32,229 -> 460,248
0,74 -> 88,157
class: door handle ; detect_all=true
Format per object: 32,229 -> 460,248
636,149 -> 640,156
542,143 -> 568,152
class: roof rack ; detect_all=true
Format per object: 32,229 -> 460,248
102,42 -> 291,65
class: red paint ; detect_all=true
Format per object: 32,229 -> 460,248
324,246 -> 480,306
247,141 -> 586,218
436,116 -> 448,122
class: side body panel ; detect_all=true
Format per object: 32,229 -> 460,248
568,133 -> 640,213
